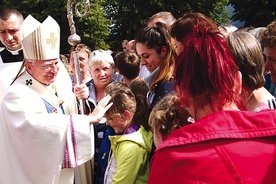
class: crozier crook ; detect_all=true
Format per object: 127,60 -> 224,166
67,0 -> 90,114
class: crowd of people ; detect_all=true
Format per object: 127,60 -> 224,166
0,6 -> 276,184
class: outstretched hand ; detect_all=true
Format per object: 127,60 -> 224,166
89,94 -> 113,124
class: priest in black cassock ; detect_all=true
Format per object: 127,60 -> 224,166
0,7 -> 24,101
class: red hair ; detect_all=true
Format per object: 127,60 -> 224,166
175,25 -> 241,110
170,12 -> 219,43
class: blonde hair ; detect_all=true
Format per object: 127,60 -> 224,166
149,93 -> 190,136
88,49 -> 114,68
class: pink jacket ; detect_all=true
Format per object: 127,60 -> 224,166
148,110 -> 276,184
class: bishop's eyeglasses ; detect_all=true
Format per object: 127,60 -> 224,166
33,60 -> 60,72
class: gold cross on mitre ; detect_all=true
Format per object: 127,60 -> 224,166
46,32 -> 58,49
21,15 -> 60,60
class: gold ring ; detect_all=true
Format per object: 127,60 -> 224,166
102,103 -> 106,107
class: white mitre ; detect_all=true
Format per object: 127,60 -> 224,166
20,15 -> 60,60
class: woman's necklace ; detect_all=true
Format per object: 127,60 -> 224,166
245,90 -> 255,107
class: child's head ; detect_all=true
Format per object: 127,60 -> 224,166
149,93 -> 191,147
115,51 -> 140,85
129,78 -> 151,131
105,82 -> 136,133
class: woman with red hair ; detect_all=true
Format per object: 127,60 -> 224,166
170,12 -> 219,55
148,25 -> 276,183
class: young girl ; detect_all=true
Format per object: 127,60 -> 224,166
103,82 -> 153,184
149,93 -> 191,147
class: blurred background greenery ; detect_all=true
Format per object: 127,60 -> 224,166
1,0 -> 275,54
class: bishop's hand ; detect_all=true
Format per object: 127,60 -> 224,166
88,94 -> 113,124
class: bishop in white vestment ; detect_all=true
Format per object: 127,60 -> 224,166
0,12 -> 72,104
0,15 -> 111,184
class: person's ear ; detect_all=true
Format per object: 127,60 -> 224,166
161,46 -> 167,57
234,71 -> 242,94
24,62 -> 33,74
112,66 -> 115,74
123,110 -> 132,120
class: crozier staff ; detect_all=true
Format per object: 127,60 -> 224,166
0,15 -> 112,184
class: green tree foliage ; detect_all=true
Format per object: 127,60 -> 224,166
229,0 -> 276,27
1,0 -> 110,53
1,0 -> 231,53
105,0 -> 230,51
75,0 -> 111,50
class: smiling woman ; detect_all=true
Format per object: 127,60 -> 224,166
135,22 -> 176,109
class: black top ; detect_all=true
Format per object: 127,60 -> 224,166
0,49 -> 23,63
